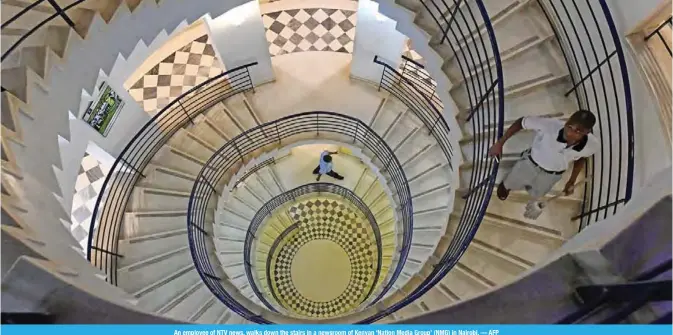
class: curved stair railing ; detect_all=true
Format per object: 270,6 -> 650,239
242,182 -> 384,315
537,0 -> 635,230
86,63 -> 258,284
187,110 -> 413,323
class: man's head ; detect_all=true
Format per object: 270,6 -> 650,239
564,110 -> 596,144
323,154 -> 332,163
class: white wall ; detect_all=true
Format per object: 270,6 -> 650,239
350,0 -> 407,84
205,1 -> 275,86
608,0 -> 666,32
606,0 -> 672,190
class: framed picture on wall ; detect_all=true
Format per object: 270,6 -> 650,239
82,82 -> 125,137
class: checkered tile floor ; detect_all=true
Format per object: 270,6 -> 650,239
262,8 -> 357,56
70,153 -> 111,250
127,34 -> 224,115
269,198 -> 379,318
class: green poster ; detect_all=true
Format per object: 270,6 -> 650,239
82,82 -> 125,137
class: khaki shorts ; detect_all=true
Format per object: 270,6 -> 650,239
503,155 -> 563,199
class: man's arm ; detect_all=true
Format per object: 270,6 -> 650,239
500,118 -> 524,144
564,158 -> 586,195
569,158 -> 585,183
488,118 -> 524,156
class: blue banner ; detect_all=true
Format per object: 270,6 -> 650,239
1,325 -> 672,335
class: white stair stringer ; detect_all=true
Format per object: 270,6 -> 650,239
0,98 -> 111,283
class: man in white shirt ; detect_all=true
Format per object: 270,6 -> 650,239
489,110 -> 599,200
312,150 -> 344,181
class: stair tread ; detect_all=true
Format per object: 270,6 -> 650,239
126,209 -> 188,216
120,227 -> 188,243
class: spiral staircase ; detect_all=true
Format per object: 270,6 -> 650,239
1,0 -> 646,325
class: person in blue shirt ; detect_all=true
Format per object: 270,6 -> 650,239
312,150 -> 344,181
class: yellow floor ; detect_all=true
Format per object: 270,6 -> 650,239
291,240 -> 351,302
264,196 -> 379,318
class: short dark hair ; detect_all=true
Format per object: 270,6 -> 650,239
568,110 -> 596,130
323,155 -> 332,163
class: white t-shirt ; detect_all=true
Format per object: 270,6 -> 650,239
318,151 -> 333,174
522,116 -> 599,172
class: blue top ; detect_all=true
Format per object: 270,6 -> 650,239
318,151 -> 332,174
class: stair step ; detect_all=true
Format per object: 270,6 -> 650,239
132,263 -> 194,299
152,146 -> 207,176
122,210 -> 189,238
459,112 -> 566,141
117,245 -> 192,295
140,164 -> 196,192
118,228 -> 189,268
452,72 -> 570,111
453,34 -> 556,84
118,245 -> 190,273
129,186 -> 193,212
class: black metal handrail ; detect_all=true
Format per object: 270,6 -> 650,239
1,0 -> 89,62
536,0 -> 635,230
85,62 -> 258,284
242,182 -> 383,314
361,0 -> 504,323
373,55 -> 454,166
187,111 -> 413,323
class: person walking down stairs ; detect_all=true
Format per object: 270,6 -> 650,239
489,110 -> 599,201
313,150 -> 345,181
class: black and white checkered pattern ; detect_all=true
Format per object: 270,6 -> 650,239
128,35 -> 223,115
262,9 -> 357,56
269,198 -> 378,318
71,153 -> 110,250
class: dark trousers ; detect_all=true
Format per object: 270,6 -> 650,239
312,166 -> 344,180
